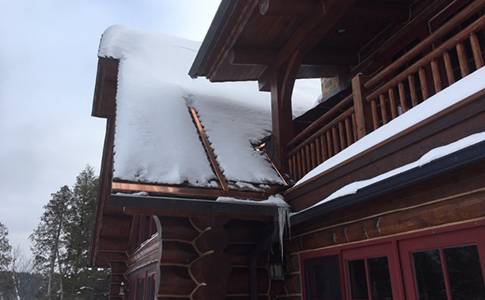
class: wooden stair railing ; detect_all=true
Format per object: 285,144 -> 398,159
285,2 -> 484,181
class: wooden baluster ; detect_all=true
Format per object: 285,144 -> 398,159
388,88 -> 398,119
351,113 -> 358,139
345,117 -> 353,145
331,127 -> 340,153
470,32 -> 484,69
456,42 -> 470,77
315,136 -> 322,164
370,99 -> 379,129
310,142 -> 316,168
326,131 -> 334,157
379,94 -> 389,124
443,51 -> 455,85
296,151 -> 302,179
288,155 -> 295,178
418,67 -> 430,100
398,82 -> 408,113
408,74 -> 418,107
305,144 -> 311,173
338,121 -> 346,149
431,59 -> 442,93
320,135 -> 328,161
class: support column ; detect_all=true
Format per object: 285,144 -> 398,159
270,51 -> 301,172
351,73 -> 372,139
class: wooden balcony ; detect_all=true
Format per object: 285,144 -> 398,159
287,6 -> 485,181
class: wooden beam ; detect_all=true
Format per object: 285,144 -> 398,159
92,58 -> 118,118
258,0 -> 323,16
258,0 -> 355,91
270,51 -> 301,171
354,0 -> 409,19
111,194 -> 277,222
231,48 -> 357,66
111,181 -> 276,200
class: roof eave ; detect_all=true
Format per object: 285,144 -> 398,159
291,140 -> 485,226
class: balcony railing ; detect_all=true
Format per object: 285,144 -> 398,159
287,3 -> 485,181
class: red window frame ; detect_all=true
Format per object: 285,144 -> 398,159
300,219 -> 485,300
399,224 -> 485,300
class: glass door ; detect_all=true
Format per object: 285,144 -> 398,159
342,242 -> 403,300
399,225 -> 485,300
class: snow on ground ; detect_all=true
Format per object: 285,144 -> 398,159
98,25 -> 321,186
294,132 -> 485,214
295,66 -> 485,187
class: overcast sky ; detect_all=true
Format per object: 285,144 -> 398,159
0,0 -> 221,256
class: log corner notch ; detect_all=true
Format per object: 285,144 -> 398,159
270,51 -> 302,173
190,217 -> 231,300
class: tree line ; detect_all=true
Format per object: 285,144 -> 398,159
0,166 -> 110,299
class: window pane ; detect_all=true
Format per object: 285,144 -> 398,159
368,257 -> 393,300
349,259 -> 368,300
413,250 -> 447,300
444,245 -> 485,300
304,255 -> 342,300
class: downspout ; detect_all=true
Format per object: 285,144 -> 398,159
250,225 -> 274,300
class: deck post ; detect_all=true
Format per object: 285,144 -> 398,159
351,73 -> 372,139
270,51 -> 301,172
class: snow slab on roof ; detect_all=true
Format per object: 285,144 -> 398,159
295,66 -> 485,187
294,132 -> 485,215
98,25 -> 322,187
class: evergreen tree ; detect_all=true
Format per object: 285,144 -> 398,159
0,222 -> 11,272
30,186 -> 71,300
62,166 -> 109,299
0,222 -> 14,299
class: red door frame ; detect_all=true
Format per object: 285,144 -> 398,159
342,242 -> 404,300
299,219 -> 485,300
399,225 -> 485,300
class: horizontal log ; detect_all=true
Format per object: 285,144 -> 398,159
258,0 -> 321,16
355,0 -> 409,19
231,48 -> 356,66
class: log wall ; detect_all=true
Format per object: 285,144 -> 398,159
272,161 -> 485,299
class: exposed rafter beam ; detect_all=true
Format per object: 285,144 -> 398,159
258,0 -> 355,91
231,47 -> 357,66
355,0 -> 410,19
258,0 -> 324,16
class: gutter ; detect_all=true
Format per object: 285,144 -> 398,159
110,194 -> 279,220
291,140 -> 485,226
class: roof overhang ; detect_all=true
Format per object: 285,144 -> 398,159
189,0 -> 415,88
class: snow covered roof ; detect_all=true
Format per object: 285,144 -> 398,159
97,26 -> 321,190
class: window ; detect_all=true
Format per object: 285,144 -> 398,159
411,245 -> 485,300
347,257 -> 393,300
303,224 -> 485,300
304,255 -> 342,300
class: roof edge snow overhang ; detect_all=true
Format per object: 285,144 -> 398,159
110,194 -> 278,222
291,140 -> 485,226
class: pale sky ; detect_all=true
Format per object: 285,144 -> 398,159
0,0 -> 221,256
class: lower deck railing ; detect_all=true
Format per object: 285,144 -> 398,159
287,4 -> 485,181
